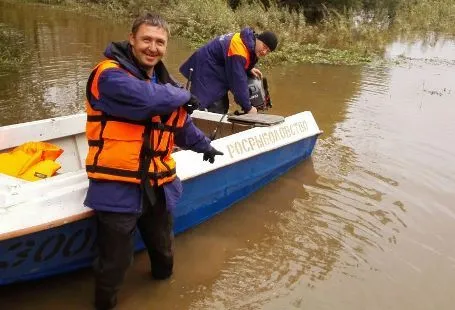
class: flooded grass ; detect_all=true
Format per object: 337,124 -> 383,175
394,0 -> 455,34
14,0 -> 455,65
0,24 -> 30,70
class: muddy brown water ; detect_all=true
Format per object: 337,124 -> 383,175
1,1 -> 455,309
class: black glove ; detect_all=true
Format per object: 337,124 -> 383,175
183,94 -> 200,114
203,147 -> 224,164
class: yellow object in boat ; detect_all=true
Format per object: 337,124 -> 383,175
0,141 -> 63,181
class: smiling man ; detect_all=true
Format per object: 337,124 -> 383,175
84,13 -> 223,310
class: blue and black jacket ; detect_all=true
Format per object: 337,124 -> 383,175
179,27 -> 258,112
84,41 -> 211,214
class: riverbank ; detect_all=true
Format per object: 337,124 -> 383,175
7,0 -> 455,67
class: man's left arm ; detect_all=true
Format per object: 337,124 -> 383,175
174,115 -> 211,153
175,116 -> 224,163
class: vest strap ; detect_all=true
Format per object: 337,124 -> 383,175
86,165 -> 176,180
87,115 -> 176,132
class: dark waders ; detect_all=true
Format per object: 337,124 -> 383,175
93,186 -> 174,310
94,125 -> 174,310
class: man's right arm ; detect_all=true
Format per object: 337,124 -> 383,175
91,68 -> 191,120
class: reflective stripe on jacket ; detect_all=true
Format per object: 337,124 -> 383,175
227,33 -> 251,69
85,60 -> 187,187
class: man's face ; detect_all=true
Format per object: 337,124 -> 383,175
129,24 -> 168,72
255,39 -> 271,58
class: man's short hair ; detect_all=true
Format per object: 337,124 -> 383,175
131,13 -> 170,37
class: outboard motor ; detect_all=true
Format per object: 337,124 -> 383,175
248,77 -> 272,111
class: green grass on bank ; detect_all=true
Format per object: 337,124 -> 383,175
13,0 -> 455,66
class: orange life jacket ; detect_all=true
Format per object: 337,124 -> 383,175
85,60 -> 187,187
0,141 -> 63,181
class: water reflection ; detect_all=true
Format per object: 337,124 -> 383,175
0,1 -> 115,125
0,0 -> 190,126
266,64 -> 363,137
386,35 -> 455,62
189,134 -> 408,309
185,38 -> 455,310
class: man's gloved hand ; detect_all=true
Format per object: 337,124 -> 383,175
203,147 -> 224,164
183,94 -> 200,114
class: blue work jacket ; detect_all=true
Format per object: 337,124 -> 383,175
179,27 -> 258,112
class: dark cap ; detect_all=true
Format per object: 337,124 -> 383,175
256,31 -> 278,51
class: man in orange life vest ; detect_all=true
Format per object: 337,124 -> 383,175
84,13 -> 223,310
179,27 -> 278,114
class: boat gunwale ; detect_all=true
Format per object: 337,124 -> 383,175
0,210 -> 94,241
